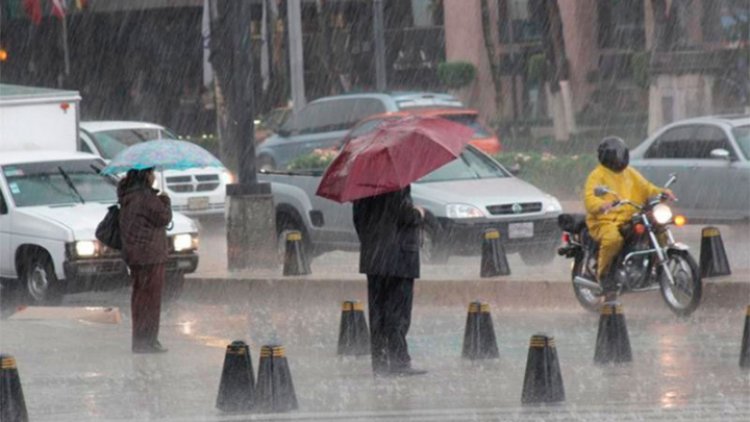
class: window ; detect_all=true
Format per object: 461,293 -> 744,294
597,0 -> 645,49
295,98 -> 386,135
702,0 -> 749,43
645,126 -> 697,159
440,114 -> 492,139
0,190 -> 7,214
80,140 -> 94,154
732,125 -> 750,159
646,125 -> 736,159
90,129 -> 165,160
418,147 -> 508,183
498,0 -> 546,44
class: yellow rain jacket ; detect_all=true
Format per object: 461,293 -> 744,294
584,164 -> 663,279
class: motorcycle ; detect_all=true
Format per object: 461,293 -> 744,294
557,174 -> 702,316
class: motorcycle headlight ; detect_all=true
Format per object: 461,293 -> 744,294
173,233 -> 198,252
75,240 -> 97,257
652,203 -> 673,225
446,204 -> 484,219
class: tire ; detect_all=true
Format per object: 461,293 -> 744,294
519,242 -> 558,266
276,213 -> 312,261
258,155 -> 276,171
20,254 -> 63,305
658,250 -> 702,317
571,256 -> 602,313
420,221 -> 449,265
163,273 -> 185,303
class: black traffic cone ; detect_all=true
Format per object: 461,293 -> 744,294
462,301 -> 499,360
741,306 -> 750,369
0,354 -> 28,422
521,334 -> 565,404
337,301 -> 371,356
699,226 -> 731,278
594,302 -> 632,364
255,345 -> 298,413
283,231 -> 311,276
480,229 -> 510,277
216,340 -> 256,412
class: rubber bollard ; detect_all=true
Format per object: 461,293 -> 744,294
480,229 -> 510,278
594,302 -> 632,364
699,226 -> 731,278
255,345 -> 298,413
521,334 -> 565,404
337,301 -> 371,356
216,340 -> 256,412
741,306 -> 750,369
0,354 -> 28,422
283,231 -> 311,276
461,301 -> 499,360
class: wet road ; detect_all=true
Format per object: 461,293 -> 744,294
2,279 -> 749,421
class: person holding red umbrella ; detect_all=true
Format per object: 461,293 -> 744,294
316,115 -> 474,376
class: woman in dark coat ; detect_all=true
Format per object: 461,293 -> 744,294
118,168 -> 172,353
352,185 -> 426,376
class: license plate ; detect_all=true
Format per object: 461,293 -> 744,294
508,222 -> 534,239
187,197 -> 210,210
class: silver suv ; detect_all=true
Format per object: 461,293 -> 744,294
255,92 -> 463,170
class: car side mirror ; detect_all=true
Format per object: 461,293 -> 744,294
709,148 -> 731,161
507,163 -> 521,176
594,186 -> 611,197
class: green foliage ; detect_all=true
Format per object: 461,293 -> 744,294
631,51 -> 651,89
526,54 -> 548,86
493,152 -> 598,199
286,149 -> 337,171
437,61 -> 477,90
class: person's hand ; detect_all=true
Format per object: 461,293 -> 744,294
414,205 -> 425,219
662,189 -> 677,201
599,201 -> 618,214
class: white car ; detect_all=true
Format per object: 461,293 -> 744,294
79,121 -> 230,216
0,151 -> 199,304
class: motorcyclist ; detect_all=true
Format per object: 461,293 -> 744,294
584,136 -> 675,299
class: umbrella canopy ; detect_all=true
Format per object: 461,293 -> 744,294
100,139 -> 223,175
316,115 -> 474,203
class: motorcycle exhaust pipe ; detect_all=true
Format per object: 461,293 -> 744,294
573,276 -> 603,294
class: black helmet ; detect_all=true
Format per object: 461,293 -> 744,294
597,136 -> 629,172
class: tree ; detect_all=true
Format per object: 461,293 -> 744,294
479,0 -> 504,120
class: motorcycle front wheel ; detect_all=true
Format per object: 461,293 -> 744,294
571,256 -> 601,313
659,250 -> 702,317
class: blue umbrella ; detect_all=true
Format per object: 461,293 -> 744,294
100,139 -> 223,175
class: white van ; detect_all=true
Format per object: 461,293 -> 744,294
79,121 -> 230,216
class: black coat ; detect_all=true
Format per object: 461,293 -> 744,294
352,186 -> 422,279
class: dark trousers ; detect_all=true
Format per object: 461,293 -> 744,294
367,275 -> 414,372
130,263 -> 165,349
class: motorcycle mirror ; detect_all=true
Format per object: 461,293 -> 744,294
594,186 -> 611,197
665,173 -> 677,188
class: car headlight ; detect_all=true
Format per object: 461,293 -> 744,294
173,233 -> 198,252
446,204 -> 484,219
545,198 -> 562,212
221,171 -> 235,185
75,240 -> 97,257
652,203 -> 673,225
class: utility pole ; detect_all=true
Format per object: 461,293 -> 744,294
288,0 -> 306,114
210,0 -> 277,271
373,0 -> 387,91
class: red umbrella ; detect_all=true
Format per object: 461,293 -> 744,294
316,115 -> 474,203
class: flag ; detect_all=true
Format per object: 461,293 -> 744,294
22,0 -> 42,24
50,0 -> 66,19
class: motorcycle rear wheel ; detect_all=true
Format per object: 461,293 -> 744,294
571,257 -> 601,313
659,250 -> 702,317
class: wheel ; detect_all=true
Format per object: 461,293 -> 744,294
571,255 -> 602,313
276,213 -> 312,261
258,155 -> 276,171
659,250 -> 702,317
420,223 -> 449,264
20,254 -> 63,305
519,242 -> 558,266
163,273 -> 185,303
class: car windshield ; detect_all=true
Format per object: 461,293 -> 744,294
732,125 -> 750,159
91,128 -> 178,159
440,114 -> 492,138
2,159 -> 116,207
417,147 -> 508,183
